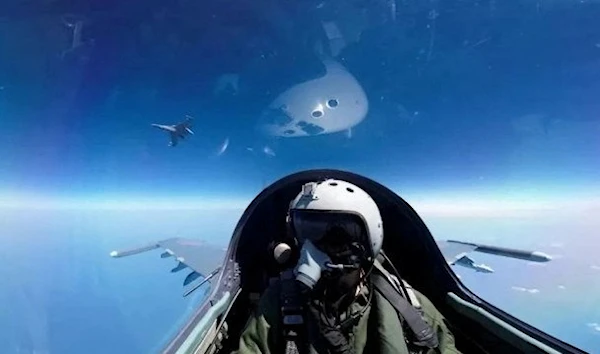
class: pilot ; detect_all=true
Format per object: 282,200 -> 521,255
234,179 -> 460,354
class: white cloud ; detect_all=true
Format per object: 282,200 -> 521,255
587,323 -> 600,333
3,190 -> 600,214
511,286 -> 540,294
217,138 -> 229,156
550,242 -> 564,248
402,188 -> 600,218
408,197 -> 600,218
591,265 -> 600,271
263,146 -> 276,157
558,285 -> 566,290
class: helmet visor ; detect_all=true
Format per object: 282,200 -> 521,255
290,210 -> 369,257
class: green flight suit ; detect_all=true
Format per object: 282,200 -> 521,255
234,279 -> 461,354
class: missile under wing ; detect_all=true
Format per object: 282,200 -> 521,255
436,239 -> 552,273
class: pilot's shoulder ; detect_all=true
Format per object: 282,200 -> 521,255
410,286 -> 461,353
410,286 -> 446,323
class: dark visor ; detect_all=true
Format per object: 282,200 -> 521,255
290,210 -> 368,248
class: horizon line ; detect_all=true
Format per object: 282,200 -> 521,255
1,193 -> 598,217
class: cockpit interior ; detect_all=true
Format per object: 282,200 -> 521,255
204,169 -> 578,354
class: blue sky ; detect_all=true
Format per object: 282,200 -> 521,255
2,94 -> 598,198
1,1 -> 600,353
1,0 -> 599,198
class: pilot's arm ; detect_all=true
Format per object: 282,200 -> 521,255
414,290 -> 462,354
234,283 -> 281,354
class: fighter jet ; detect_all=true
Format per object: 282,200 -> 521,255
110,169 -> 582,354
151,115 -> 195,147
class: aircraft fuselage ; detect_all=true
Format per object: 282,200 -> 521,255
151,117 -> 194,147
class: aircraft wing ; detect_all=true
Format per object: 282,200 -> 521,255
110,237 -> 227,296
436,239 -> 552,272
436,240 -> 480,265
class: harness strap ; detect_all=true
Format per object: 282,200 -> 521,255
279,269 -> 305,354
374,259 -> 421,309
371,273 -> 439,349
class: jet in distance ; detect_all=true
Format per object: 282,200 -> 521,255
152,115 -> 195,147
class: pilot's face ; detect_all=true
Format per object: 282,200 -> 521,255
309,229 -> 365,297
291,210 -> 369,297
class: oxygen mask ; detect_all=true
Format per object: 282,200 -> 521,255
291,211 -> 367,291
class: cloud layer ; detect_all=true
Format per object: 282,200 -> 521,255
511,286 -> 540,294
2,192 -> 599,215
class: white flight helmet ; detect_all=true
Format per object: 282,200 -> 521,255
288,179 -> 384,261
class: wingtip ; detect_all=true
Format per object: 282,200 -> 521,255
532,251 -> 553,262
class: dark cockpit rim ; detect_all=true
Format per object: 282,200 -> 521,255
163,169 -> 584,354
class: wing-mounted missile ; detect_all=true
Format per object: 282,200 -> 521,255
472,263 -> 494,273
109,243 -> 160,258
110,237 -> 227,296
437,239 -> 552,274
454,255 -> 494,273
446,240 -> 552,262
